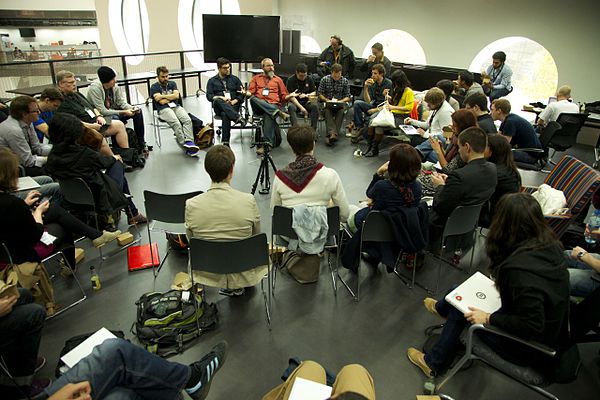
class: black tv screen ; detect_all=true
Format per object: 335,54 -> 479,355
19,28 -> 36,38
203,15 -> 280,63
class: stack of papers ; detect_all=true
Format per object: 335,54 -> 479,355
288,377 -> 332,400
399,125 -> 419,135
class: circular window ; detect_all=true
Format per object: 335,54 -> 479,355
301,36 -> 321,54
469,37 -> 558,107
361,29 -> 426,65
178,0 -> 241,67
108,0 -> 150,65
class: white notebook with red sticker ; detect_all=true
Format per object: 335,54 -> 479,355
445,272 -> 502,314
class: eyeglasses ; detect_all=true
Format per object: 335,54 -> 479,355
28,109 -> 41,114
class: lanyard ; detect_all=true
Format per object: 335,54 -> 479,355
492,64 -> 504,82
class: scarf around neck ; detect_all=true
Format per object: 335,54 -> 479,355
276,154 -> 324,193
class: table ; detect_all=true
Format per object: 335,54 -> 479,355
168,67 -> 214,97
118,71 -> 156,104
6,80 -> 90,97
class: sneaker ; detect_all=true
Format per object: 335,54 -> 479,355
186,341 -> 228,400
128,213 -> 148,226
424,297 -> 444,319
218,288 -> 245,297
186,149 -> 200,157
407,347 -> 433,378
92,230 -> 122,248
34,356 -> 46,374
183,141 -> 200,151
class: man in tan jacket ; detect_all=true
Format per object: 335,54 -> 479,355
185,145 -> 267,296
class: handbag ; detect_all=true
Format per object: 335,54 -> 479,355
369,102 -> 396,129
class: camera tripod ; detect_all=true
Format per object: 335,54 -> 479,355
251,140 -> 277,195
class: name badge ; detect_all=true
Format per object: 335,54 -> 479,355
262,88 -> 270,96
224,92 -> 231,100
86,109 -> 96,118
168,102 -> 177,108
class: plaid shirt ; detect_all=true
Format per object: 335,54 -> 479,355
317,75 -> 350,100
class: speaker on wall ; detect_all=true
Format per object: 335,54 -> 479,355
282,30 -> 301,54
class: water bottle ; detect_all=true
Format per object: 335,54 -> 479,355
452,248 -> 462,266
585,210 -> 600,244
90,266 -> 101,291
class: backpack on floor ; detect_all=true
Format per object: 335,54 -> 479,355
55,330 -> 126,377
132,290 -> 218,357
188,113 -> 214,149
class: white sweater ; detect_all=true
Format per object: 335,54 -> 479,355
413,100 -> 454,138
271,165 -> 350,221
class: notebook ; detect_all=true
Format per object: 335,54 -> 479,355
288,377 -> 332,400
445,271 -> 502,314
399,125 -> 419,135
61,327 -> 117,368
127,243 -> 160,271
17,176 -> 41,192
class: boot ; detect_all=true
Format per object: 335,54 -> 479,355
364,141 -> 379,157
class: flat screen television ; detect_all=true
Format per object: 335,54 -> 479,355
203,15 -> 280,63
19,28 -> 36,38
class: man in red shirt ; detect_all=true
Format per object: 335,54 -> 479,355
243,58 -> 295,147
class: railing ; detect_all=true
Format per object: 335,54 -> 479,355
0,49 -> 212,101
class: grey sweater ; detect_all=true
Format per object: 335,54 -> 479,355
86,80 -> 132,116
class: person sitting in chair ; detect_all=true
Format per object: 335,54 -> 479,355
206,57 -> 245,147
408,193 -> 571,379
185,145 -> 267,297
286,63 -> 318,131
317,64 -> 351,146
537,85 -> 579,131
481,51 -> 513,101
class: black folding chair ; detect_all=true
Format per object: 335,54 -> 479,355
188,233 -> 271,327
271,206 -> 341,295
432,203 -> 485,294
143,190 -> 202,279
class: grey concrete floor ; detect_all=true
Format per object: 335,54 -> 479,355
38,96 -> 600,400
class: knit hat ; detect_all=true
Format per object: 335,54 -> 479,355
97,66 -> 116,83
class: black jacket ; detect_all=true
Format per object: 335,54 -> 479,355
0,192 -> 44,264
490,244 -> 570,352
46,143 -> 127,213
480,164 -> 521,227
430,158 -> 497,227
317,45 -> 356,78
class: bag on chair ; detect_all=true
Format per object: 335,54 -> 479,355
11,262 -> 55,315
132,290 -> 218,356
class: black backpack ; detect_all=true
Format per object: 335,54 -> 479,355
55,330 -> 127,377
132,290 -> 218,357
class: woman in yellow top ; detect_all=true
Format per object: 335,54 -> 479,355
364,70 -> 415,157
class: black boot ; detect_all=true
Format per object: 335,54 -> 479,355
364,141 -> 379,157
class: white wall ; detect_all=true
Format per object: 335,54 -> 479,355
277,0 -> 600,101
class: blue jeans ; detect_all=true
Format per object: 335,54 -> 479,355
250,97 -> 281,145
564,250 -> 600,297
353,100 -> 376,128
46,339 -> 190,400
416,135 -> 446,163
213,99 -> 240,143
489,87 -> 511,102
14,176 -> 63,205
0,289 -> 45,383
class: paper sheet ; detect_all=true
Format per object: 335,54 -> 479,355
288,377 -> 332,400
40,231 -> 57,245
61,327 -> 117,368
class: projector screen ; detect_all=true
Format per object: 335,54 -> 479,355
203,15 -> 280,63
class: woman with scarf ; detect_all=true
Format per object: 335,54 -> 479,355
271,126 -> 349,221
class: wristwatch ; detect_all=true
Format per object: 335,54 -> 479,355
577,251 -> 587,260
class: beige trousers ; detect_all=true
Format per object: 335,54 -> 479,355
262,360 -> 376,400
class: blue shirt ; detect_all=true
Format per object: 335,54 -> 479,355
501,113 -> 542,150
150,81 -> 178,111
367,78 -> 393,105
206,74 -> 244,104
485,63 -> 512,90
33,111 -> 54,142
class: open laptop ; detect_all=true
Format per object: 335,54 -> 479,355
445,271 -> 502,314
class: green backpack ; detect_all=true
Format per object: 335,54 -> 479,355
132,290 -> 218,356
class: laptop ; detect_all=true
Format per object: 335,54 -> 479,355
445,271 -> 502,314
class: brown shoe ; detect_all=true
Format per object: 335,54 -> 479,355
407,347 -> 433,378
424,297 -> 444,319
330,133 -> 338,143
345,121 -> 355,133
128,213 -> 148,226
92,230 -> 122,248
